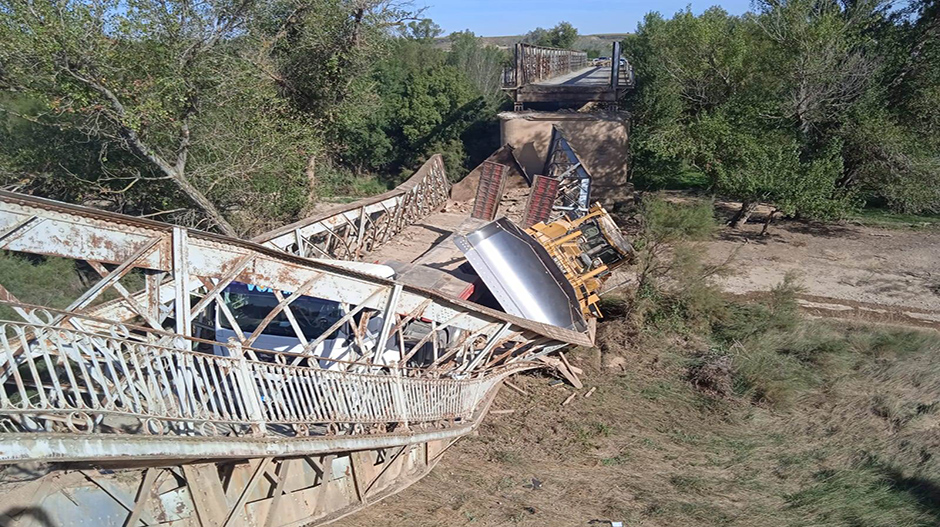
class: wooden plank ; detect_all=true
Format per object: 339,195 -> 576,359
562,392 -> 577,406
558,352 -> 583,389
503,380 -> 529,396
538,356 -> 582,389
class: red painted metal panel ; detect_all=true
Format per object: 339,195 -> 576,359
471,161 -> 508,221
523,175 -> 560,227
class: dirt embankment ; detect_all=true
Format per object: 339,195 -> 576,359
344,316 -> 940,526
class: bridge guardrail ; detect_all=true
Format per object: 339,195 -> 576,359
502,43 -> 589,89
0,308 -> 514,443
254,154 -> 450,260
0,187 -> 593,463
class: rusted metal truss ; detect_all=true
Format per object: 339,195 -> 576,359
544,126 -> 592,219
470,162 -> 508,221
502,43 -> 589,88
0,153 -> 588,526
0,188 -> 586,464
0,437 -> 462,527
253,155 -> 451,260
523,175 -> 561,228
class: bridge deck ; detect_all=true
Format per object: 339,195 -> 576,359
367,211 -> 469,266
533,66 -> 612,87
516,65 -> 631,104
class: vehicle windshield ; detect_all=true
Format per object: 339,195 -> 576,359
219,282 -> 344,338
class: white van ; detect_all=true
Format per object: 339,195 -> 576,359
209,262 -> 400,369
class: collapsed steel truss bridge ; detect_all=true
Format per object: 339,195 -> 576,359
0,155 -> 591,527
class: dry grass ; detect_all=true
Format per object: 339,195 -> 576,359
345,316 -> 940,527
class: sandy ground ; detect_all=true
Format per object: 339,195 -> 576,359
707,217 -> 940,312
692,205 -> 940,330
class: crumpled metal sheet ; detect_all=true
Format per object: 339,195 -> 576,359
455,218 -> 587,332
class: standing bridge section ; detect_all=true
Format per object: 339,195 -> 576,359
253,155 -> 451,260
503,42 -> 635,109
0,156 -> 590,527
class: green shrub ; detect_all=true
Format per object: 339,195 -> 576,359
0,252 -> 82,310
711,275 -> 856,407
632,195 -> 725,333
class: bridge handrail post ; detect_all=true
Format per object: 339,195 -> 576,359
227,338 -> 267,436
514,43 -> 523,87
610,41 -> 622,90
391,366 -> 410,429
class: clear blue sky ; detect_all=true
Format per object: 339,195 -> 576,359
418,0 -> 754,36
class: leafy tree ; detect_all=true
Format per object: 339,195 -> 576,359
525,21 -> 579,49
624,2 -> 940,229
255,0 -> 417,185
405,18 -> 442,41
0,0 -> 516,231
368,33 -> 490,178
0,0 -> 262,234
523,27 -> 548,45
841,0 -> 940,213
683,112 -> 849,229
446,31 -> 509,106
298,21 -> 501,180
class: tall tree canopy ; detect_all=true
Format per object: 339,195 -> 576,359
525,21 -> 579,49
625,1 -> 940,227
0,0 -> 507,234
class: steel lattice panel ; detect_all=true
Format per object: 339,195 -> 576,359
470,162 -> 508,221
523,175 -> 560,227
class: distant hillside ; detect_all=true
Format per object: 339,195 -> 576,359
434,33 -> 630,52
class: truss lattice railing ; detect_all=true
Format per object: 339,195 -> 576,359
502,43 -> 589,88
255,154 -> 450,259
0,309 -> 511,440
0,188 -> 588,461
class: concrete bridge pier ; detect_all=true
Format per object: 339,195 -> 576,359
499,110 -> 633,206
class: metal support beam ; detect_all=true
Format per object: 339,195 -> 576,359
172,227 -> 192,339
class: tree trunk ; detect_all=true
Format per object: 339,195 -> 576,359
171,173 -> 238,236
729,200 -> 755,229
305,154 -> 317,201
73,74 -> 238,237
760,208 -> 778,236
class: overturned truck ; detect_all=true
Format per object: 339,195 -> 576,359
0,141 -> 631,526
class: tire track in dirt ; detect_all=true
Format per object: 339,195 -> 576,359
728,291 -> 940,332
